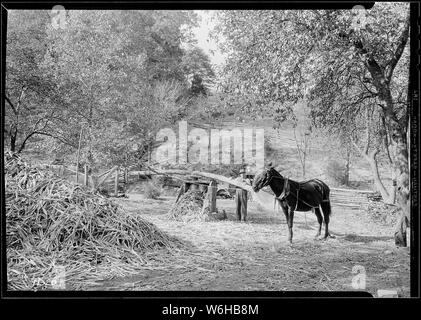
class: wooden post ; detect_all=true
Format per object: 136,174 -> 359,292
190,177 -> 199,191
114,167 -> 119,196
84,164 -> 88,186
209,180 -> 217,213
174,185 -> 185,204
184,182 -> 191,193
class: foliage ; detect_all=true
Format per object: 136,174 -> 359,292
215,6 -> 411,246
5,10 -> 75,153
6,10 -> 216,172
215,5 -> 409,121
144,179 -> 162,199
181,46 -> 215,95
325,160 -> 348,186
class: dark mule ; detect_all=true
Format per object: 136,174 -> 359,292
252,163 -> 333,244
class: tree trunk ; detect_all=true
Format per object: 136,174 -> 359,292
350,13 -> 410,247
302,153 -> 306,179
391,131 -> 410,247
365,151 -> 391,200
344,149 -> 350,186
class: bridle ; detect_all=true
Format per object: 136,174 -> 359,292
262,168 -> 284,186
258,168 -> 290,200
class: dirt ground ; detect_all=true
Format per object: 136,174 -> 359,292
92,193 -> 410,296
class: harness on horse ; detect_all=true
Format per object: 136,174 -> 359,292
274,177 -> 301,211
274,176 -> 323,210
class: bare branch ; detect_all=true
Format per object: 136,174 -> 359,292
5,95 -> 17,115
385,16 -> 410,82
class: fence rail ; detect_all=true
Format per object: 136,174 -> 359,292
330,188 -> 374,210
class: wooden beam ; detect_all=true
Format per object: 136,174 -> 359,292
131,169 -> 253,192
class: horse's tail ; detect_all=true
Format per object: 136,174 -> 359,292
322,198 -> 332,217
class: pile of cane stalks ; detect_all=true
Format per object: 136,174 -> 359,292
5,152 -> 174,291
167,191 -> 208,222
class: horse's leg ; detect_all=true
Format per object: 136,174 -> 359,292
280,204 -> 292,243
313,207 -> 323,239
287,209 -> 294,244
320,203 -> 333,239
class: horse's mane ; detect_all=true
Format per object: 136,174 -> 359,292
269,167 -> 283,178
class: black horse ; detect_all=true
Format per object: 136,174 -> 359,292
252,164 -> 333,243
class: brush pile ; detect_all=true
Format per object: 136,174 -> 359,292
167,191 -> 207,222
367,198 -> 400,226
5,152 -> 175,291
167,190 -> 227,222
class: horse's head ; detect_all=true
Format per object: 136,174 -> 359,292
252,162 -> 278,192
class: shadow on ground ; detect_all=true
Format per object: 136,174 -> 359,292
342,234 -> 393,243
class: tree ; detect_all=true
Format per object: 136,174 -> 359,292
181,46 -> 215,96
5,10 -> 76,153
40,10 -> 196,168
6,9 -> 203,174
291,99 -> 313,179
215,4 -> 411,246
350,105 -> 397,203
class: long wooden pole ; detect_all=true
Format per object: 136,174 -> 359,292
75,127 -> 83,184
135,169 -> 254,192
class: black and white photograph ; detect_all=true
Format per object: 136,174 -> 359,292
1,1 -> 418,300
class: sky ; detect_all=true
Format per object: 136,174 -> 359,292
191,10 -> 226,69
